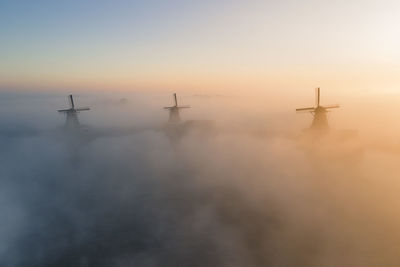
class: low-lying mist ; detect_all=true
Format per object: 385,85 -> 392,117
1,91 -> 400,267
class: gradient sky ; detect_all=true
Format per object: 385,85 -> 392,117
1,0 -> 399,93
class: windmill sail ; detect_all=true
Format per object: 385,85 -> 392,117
296,88 -> 340,131
69,95 -> 75,109
76,107 -> 90,111
58,95 -> 90,129
316,87 -> 320,107
164,93 -> 190,123
296,107 -> 315,112
322,104 -> 340,109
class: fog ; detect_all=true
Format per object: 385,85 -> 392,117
1,91 -> 400,267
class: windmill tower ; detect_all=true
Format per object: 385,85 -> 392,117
58,95 -> 90,129
296,88 -> 339,131
164,93 -> 190,123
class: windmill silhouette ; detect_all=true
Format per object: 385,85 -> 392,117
296,88 -> 339,131
164,93 -> 190,123
58,95 -> 90,129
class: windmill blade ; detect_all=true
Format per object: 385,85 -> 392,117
315,87 -> 320,107
173,93 -> 178,106
69,95 -> 75,109
164,106 -> 174,109
178,105 -> 190,109
76,107 -> 90,111
296,107 -> 315,112
58,109 -> 71,113
322,104 -> 340,109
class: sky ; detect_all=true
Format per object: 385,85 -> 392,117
1,0 -> 400,94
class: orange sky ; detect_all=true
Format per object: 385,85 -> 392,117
1,0 -> 399,94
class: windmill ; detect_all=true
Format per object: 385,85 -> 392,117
296,88 -> 339,131
58,95 -> 90,129
164,93 -> 190,123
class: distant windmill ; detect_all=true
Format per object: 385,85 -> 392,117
164,93 -> 190,123
296,88 -> 339,131
58,95 -> 90,129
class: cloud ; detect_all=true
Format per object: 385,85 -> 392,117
0,92 -> 399,267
